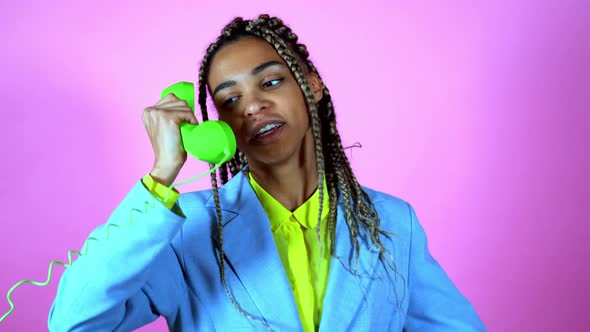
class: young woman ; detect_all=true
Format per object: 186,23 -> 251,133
48,14 -> 486,332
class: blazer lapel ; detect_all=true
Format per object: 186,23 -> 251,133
206,169 -> 302,330
318,201 -> 382,331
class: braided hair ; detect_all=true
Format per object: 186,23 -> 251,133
197,14 -> 406,329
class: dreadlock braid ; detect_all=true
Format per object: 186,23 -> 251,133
308,59 -> 407,309
245,23 -> 328,258
194,13 -> 407,327
270,16 -> 406,308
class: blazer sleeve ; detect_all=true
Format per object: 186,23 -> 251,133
403,203 -> 487,331
47,179 -> 187,331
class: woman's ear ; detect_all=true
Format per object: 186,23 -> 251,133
306,73 -> 324,103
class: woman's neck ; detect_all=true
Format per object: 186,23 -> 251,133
245,136 -> 318,211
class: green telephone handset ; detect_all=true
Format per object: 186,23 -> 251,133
160,81 -> 236,164
0,82 -> 237,325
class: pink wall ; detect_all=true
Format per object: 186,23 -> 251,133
1,1 -> 587,331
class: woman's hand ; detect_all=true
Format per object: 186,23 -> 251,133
142,93 -> 199,186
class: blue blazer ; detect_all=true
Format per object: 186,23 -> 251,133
48,169 -> 486,331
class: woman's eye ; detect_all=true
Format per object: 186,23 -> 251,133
222,96 -> 238,106
263,78 -> 283,88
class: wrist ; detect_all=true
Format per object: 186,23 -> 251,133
149,168 -> 178,187
142,173 -> 180,210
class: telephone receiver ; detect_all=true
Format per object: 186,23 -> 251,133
160,82 -> 236,164
0,81 -> 237,325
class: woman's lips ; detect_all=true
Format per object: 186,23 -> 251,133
251,123 -> 285,144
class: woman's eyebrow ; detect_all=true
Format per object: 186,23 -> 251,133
251,60 -> 283,75
212,60 -> 285,97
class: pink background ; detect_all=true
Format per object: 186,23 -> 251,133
1,0 -> 588,331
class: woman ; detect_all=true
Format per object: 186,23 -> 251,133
48,14 -> 486,331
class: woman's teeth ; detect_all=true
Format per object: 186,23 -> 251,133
256,123 -> 282,136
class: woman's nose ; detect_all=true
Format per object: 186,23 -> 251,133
242,93 -> 268,117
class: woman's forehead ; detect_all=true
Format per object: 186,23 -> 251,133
207,37 -> 284,85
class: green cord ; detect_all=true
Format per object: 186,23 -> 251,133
0,163 -> 222,323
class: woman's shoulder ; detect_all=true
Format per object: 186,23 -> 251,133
359,185 -> 416,235
176,188 -> 218,219
361,185 -> 409,206
361,185 -> 413,216
178,187 -> 215,204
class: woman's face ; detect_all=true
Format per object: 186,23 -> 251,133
207,36 -> 322,168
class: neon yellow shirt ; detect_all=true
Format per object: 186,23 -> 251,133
141,172 -> 332,331
141,173 -> 180,209
247,171 -> 331,332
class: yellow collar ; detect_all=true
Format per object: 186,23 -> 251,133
247,171 -> 330,231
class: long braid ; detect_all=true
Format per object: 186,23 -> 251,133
196,13 -> 407,326
312,64 -> 406,308
197,36 -> 272,330
269,15 -> 407,306
245,21 -> 328,261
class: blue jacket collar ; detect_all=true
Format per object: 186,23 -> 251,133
204,166 -> 381,330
